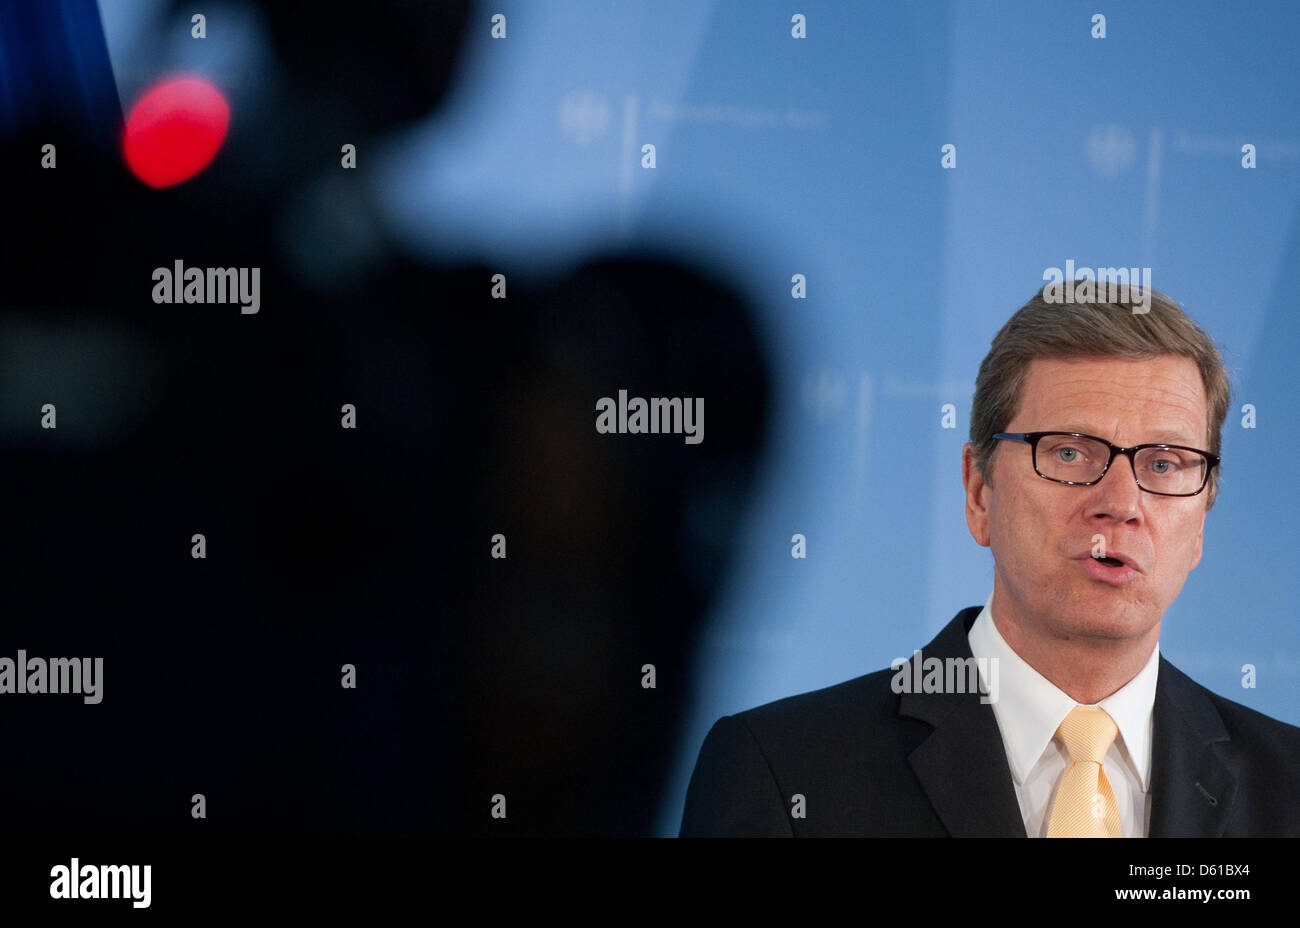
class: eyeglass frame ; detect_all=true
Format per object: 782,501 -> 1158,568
990,431 -> 1221,497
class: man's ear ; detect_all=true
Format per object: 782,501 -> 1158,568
963,443 -> 992,548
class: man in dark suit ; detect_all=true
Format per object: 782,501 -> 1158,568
680,282 -> 1300,837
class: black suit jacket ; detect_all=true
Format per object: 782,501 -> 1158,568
680,606 -> 1300,836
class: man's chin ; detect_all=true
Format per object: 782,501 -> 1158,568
1048,606 -> 1158,643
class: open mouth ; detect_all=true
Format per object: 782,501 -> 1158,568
1092,555 -> 1125,567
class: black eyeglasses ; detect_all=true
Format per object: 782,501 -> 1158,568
992,431 -> 1220,497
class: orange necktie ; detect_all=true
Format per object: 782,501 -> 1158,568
1046,705 -> 1123,837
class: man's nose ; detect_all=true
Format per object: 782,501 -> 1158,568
1087,453 -> 1143,521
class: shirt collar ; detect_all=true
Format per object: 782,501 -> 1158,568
967,591 -> 1159,790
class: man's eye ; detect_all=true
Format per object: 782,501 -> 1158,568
1055,447 -> 1082,462
1148,457 -> 1184,474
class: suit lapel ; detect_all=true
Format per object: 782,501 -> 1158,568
899,608 -> 1027,837
1147,657 -> 1236,837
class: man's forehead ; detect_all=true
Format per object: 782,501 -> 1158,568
1015,356 -> 1208,442
1023,354 -> 1198,379
1052,423 -> 1200,444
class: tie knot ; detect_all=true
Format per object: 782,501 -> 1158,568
1055,705 -> 1118,765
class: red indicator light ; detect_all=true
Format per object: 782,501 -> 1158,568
124,77 -> 230,188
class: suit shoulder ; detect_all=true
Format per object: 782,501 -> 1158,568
1205,689 -> 1300,749
680,669 -> 902,836
1165,660 -> 1300,758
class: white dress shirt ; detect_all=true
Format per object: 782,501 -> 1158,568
967,592 -> 1158,837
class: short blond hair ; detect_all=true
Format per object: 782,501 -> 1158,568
970,282 -> 1231,509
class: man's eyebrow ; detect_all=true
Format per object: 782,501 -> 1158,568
1147,430 -> 1200,445
1057,425 -> 1199,445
